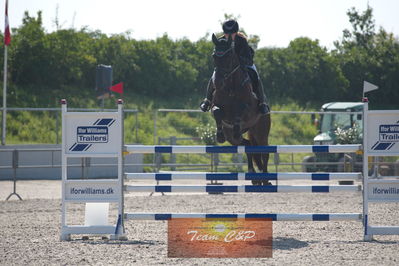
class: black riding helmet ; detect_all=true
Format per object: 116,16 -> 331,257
222,19 -> 239,34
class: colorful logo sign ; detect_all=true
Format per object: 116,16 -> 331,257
69,118 -> 115,152
371,123 -> 399,151
168,218 -> 272,258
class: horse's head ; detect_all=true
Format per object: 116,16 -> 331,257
211,33 -> 240,79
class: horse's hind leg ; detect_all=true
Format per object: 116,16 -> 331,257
261,153 -> 269,173
240,138 -> 255,172
257,115 -> 271,178
241,138 -> 261,185
260,153 -> 271,185
249,130 -> 272,186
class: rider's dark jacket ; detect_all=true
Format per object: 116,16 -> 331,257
220,33 -> 254,66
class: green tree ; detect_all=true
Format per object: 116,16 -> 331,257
333,5 -> 399,107
46,29 -> 96,88
9,11 -> 50,87
255,47 -> 289,101
286,37 -> 348,103
256,38 -> 348,105
341,6 -> 375,49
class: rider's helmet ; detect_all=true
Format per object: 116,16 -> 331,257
222,19 -> 239,34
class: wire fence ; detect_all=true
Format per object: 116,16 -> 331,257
2,107 -> 398,177
0,107 -> 139,144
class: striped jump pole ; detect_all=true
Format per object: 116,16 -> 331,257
124,213 -> 362,221
124,144 -> 362,154
123,143 -> 363,229
124,184 -> 361,193
125,172 -> 362,181
60,98 -> 399,241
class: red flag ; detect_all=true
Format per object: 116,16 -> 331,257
4,0 -> 10,46
110,82 -> 124,94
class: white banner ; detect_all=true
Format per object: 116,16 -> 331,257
64,112 -> 121,155
65,180 -> 120,201
366,110 -> 399,155
367,180 -> 399,202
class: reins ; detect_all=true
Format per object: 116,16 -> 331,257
215,56 -> 249,95
221,64 -> 240,80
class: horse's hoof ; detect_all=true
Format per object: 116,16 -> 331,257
251,180 -> 261,186
216,131 -> 225,143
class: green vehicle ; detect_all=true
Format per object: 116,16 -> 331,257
302,102 -> 364,173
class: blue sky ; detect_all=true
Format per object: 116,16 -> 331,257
4,0 -> 399,49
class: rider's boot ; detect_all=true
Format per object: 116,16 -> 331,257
248,66 -> 270,115
254,80 -> 270,115
200,77 -> 215,112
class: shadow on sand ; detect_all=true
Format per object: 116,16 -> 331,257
70,238 -> 161,246
273,237 -> 311,250
71,236 -> 313,250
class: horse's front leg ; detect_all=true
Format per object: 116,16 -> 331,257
233,118 -> 241,140
233,103 -> 248,140
211,105 -> 225,143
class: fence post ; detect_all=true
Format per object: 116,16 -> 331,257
170,136 -> 176,171
56,110 -> 60,144
135,112 -> 139,143
274,153 -> 280,172
155,137 -> 162,172
6,149 -> 22,200
153,110 -> 158,145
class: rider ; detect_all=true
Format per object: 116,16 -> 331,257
200,19 -> 270,114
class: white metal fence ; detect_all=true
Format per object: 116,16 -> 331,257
0,107 -> 139,144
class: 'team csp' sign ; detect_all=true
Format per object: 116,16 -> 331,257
168,218 -> 272,258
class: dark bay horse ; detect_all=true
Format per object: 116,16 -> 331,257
210,34 -> 271,185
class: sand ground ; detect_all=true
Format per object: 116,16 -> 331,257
1,180 -> 399,265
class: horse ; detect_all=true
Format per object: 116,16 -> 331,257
210,33 -> 271,185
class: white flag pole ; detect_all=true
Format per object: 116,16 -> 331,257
363,81 -> 378,98
2,38 -> 6,145
2,0 -> 9,145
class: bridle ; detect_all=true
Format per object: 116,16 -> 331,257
214,46 -> 239,77
213,44 -> 250,94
